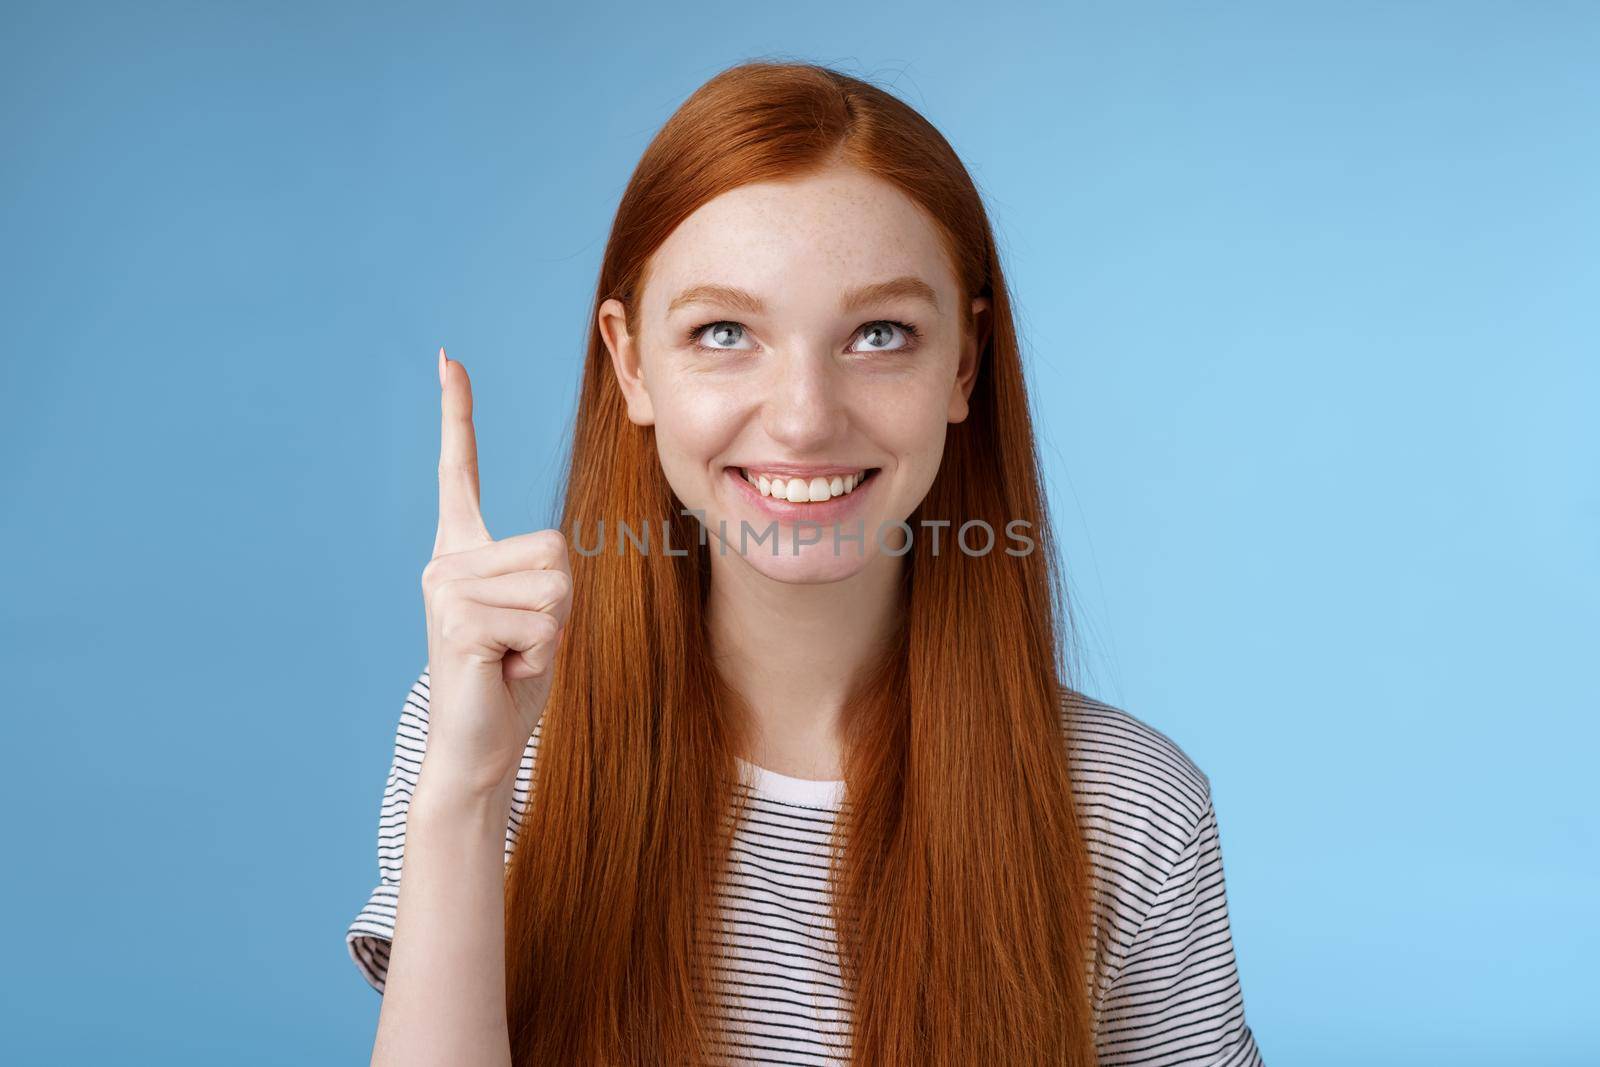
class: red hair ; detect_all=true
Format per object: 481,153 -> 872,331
503,60 -> 1099,1065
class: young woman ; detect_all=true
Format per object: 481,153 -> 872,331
346,61 -> 1265,1067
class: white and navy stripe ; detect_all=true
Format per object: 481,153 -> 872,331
347,669 -> 1265,1065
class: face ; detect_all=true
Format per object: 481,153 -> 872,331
597,163 -> 989,584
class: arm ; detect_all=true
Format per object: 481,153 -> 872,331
370,767 -> 516,1067
344,667 -> 530,1067
1096,795 -> 1266,1066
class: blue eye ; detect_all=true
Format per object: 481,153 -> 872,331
851,320 -> 920,352
688,321 -> 754,350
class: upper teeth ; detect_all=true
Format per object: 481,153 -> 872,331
741,468 -> 870,502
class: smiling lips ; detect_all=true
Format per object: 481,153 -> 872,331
737,467 -> 877,503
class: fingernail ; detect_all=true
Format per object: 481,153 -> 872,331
438,345 -> 447,389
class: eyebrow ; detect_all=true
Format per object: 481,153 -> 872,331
666,275 -> 940,316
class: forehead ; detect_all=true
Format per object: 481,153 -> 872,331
639,166 -> 957,314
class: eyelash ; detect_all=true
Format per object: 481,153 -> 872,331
685,319 -> 922,353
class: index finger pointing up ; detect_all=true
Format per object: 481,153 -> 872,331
435,347 -> 493,557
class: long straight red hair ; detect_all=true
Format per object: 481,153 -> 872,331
502,60 -> 1099,1066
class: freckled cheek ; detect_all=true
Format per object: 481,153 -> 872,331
855,381 -> 953,462
650,386 -> 750,465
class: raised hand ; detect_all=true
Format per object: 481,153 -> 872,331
417,346 -> 573,801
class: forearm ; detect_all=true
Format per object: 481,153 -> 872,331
371,770 -> 515,1067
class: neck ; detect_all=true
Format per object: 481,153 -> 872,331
706,548 -> 903,781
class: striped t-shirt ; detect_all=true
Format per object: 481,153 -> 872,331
346,668 -> 1266,1065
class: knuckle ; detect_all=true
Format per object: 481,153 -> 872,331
420,557 -> 446,595
437,609 -> 474,650
430,580 -> 473,634
431,575 -> 461,607
536,528 -> 567,558
522,622 -> 559,672
521,649 -> 551,678
436,615 -> 461,648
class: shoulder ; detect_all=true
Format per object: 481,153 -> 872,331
1056,686 -> 1214,866
1054,686 -> 1221,997
1059,691 -> 1264,1057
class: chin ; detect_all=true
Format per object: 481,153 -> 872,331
738,547 -> 878,585
701,514 -> 885,583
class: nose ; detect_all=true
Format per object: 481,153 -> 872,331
760,346 -> 849,452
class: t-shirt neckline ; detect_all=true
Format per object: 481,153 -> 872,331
736,756 -> 845,809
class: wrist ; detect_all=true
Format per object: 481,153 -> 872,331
412,764 -> 516,828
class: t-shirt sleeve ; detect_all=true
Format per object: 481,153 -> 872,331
1096,793 -> 1266,1066
344,666 -> 434,993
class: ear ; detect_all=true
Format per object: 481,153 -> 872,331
947,295 -> 991,424
597,297 -> 655,426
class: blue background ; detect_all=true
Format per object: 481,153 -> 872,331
3,2 -> 1595,1063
